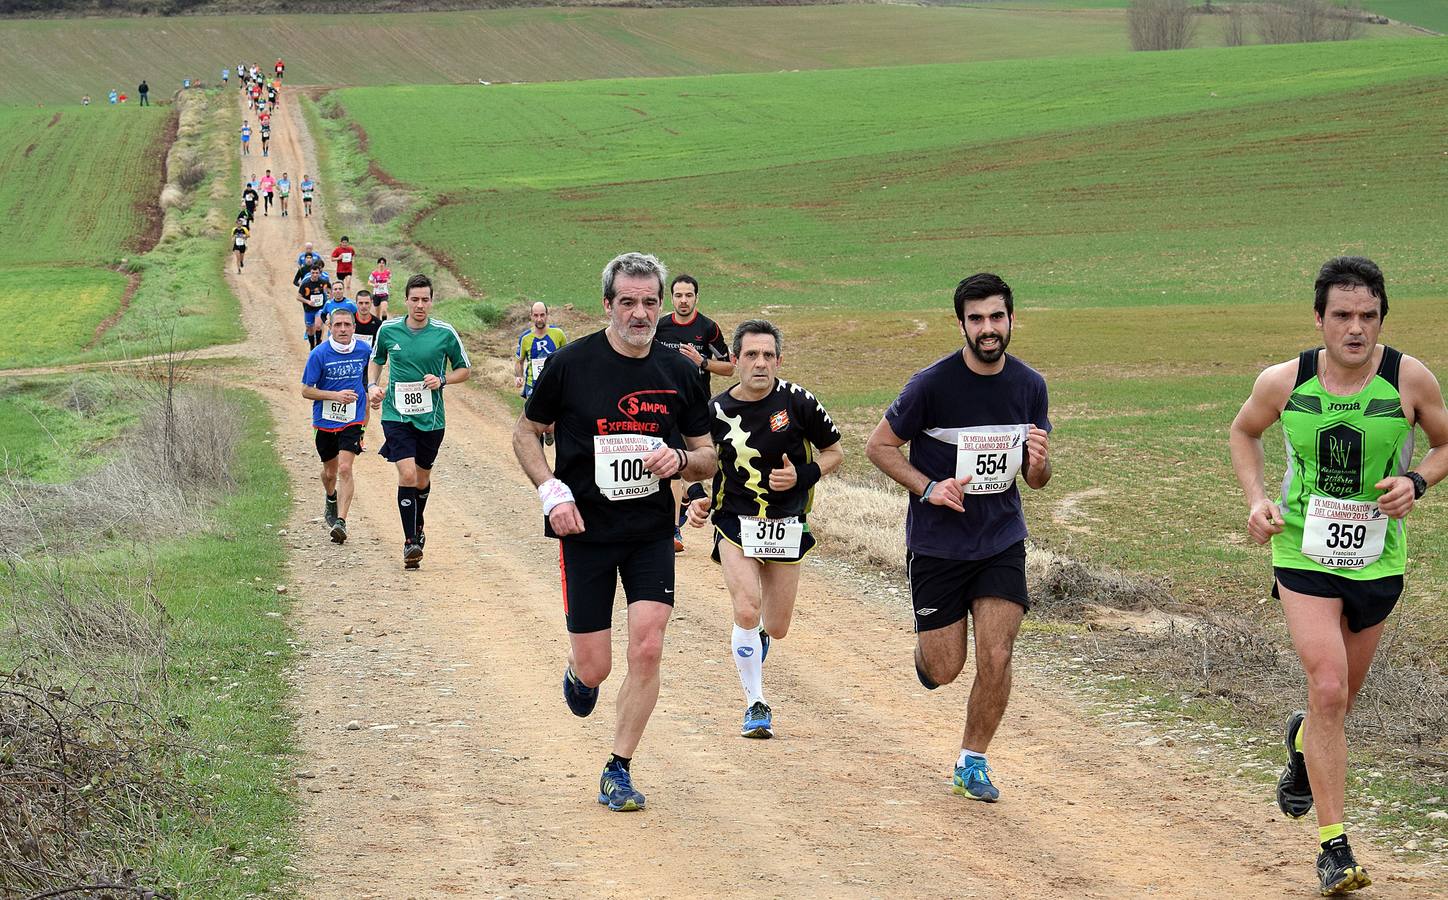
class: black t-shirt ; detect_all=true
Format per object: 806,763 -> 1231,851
654,311 -> 728,394
243,188 -> 259,207
298,276 -> 329,308
525,329 -> 710,542
709,379 -> 841,521
884,352 -> 1051,561
353,313 -> 382,341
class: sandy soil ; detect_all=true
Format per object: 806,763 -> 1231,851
220,92 -> 1447,899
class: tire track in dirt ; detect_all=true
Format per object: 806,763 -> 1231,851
230,91 -> 1446,899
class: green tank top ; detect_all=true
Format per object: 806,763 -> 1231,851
1272,346 -> 1413,579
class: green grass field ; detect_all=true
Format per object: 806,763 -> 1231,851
0,6 -> 1159,106
0,375 -> 142,482
334,37 -> 1448,650
0,267 -> 130,369
1366,0 -> 1448,31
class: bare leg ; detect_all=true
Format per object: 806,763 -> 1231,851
916,617 -> 969,688
321,457 -> 338,497
758,561 -> 803,639
961,597 -> 1024,753
335,452 -> 356,519
613,600 -> 671,758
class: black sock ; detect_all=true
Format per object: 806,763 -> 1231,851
397,486 -> 418,542
608,754 -> 631,771
326,492 -> 337,502
415,486 -> 429,532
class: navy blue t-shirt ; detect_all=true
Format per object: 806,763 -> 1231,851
884,351 -> 1051,561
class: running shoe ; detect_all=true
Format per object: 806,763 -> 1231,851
563,665 -> 598,717
324,496 -> 338,527
598,761 -> 645,812
329,518 -> 347,545
1317,836 -> 1370,895
759,629 -> 770,663
673,527 -> 684,554
403,541 -> 423,569
953,756 -> 999,802
1278,710 -> 1313,819
742,701 -> 773,739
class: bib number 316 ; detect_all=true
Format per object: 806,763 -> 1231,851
739,516 -> 803,559
594,435 -> 663,501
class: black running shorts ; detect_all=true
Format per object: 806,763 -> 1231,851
558,535 -> 675,634
907,541 -> 1029,633
1272,567 -> 1402,633
379,420 -> 444,469
314,424 -> 364,462
711,514 -> 817,565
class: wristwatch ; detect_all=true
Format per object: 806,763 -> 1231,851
1406,471 -> 1428,500
920,480 -> 937,503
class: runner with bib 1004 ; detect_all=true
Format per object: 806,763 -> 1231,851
866,272 -> 1051,806
513,252 -> 715,813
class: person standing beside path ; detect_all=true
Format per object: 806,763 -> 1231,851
865,272 -> 1051,804
654,274 -> 733,552
137,80 -> 149,106
367,275 -> 472,570
684,319 -> 842,739
332,236 -> 356,291
512,252 -> 715,812
1229,256 -> 1448,897
302,302 -> 370,546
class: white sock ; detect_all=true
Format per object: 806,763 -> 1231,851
958,748 -> 986,767
731,624 -> 765,705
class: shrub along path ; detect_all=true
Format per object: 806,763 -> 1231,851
209,91 -> 1448,896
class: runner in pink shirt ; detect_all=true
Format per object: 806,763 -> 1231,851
368,257 -> 392,319
259,170 -> 278,217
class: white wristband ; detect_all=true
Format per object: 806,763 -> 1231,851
539,478 -> 575,516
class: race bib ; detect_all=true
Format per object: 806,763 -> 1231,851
393,380 -> 433,416
529,357 -> 546,381
593,435 -> 663,501
954,425 -> 1029,494
340,252 -> 353,263
739,516 -> 803,559
320,398 -> 356,424
305,292 -> 325,309
1301,495 -> 1388,570
233,237 -> 246,248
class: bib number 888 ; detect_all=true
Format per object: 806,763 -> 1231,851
402,390 -> 424,407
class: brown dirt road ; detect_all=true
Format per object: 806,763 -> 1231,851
227,93 -> 1447,898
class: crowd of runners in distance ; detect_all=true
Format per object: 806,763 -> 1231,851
257,104 -> 1438,891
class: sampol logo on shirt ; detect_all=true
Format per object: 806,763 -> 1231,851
769,410 -> 790,432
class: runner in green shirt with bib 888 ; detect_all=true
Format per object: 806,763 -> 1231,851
367,274 -> 472,570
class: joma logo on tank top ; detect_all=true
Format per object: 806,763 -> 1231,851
1316,424 -> 1363,497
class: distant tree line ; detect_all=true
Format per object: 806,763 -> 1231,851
4,0 -> 839,17
1130,1 -> 1371,51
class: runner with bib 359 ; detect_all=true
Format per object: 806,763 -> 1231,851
367,274 -> 471,570
866,272 -> 1051,806
1229,256 -> 1448,897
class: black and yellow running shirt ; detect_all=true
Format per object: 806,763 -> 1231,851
708,379 -> 841,521
1272,346 -> 1413,578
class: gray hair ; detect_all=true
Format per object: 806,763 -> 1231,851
730,319 -> 783,358
601,252 -> 667,302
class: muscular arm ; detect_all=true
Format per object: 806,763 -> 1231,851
1404,357 -> 1448,489
865,417 -> 930,496
705,357 -> 735,378
816,441 -> 844,478
1229,362 -> 1294,542
680,433 -> 718,482
513,415 -> 553,487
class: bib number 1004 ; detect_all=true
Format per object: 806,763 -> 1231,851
593,434 -> 663,501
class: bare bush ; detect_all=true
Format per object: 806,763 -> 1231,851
1224,4 -> 1248,45
1129,0 -> 1198,51
0,662 -> 179,898
1258,0 -> 1365,44
367,188 -> 410,225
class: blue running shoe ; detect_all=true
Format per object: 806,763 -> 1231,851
598,762 -> 645,811
759,629 -> 770,663
953,756 -> 999,802
742,701 -> 773,739
563,665 -> 598,718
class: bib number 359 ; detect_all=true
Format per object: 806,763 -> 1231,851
393,380 -> 434,416
1301,495 -> 1388,570
594,435 -> 663,501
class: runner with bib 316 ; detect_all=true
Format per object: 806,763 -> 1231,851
1230,256 -> 1448,897
683,319 -> 842,740
866,272 -> 1051,806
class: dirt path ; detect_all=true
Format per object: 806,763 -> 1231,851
224,94 -> 1447,898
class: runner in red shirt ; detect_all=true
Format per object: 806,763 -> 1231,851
331,237 -> 357,291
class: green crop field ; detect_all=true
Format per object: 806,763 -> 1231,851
0,6 -> 1150,106
1367,0 -> 1448,31
0,268 -> 130,370
334,37 -> 1448,648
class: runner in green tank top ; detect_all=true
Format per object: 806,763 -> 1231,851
1230,257 -> 1448,897
367,274 -> 472,569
